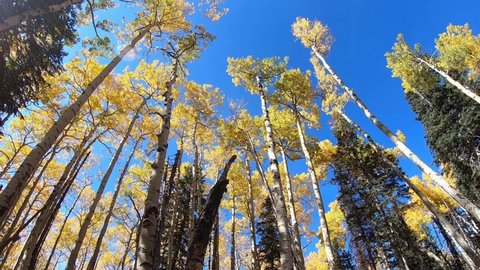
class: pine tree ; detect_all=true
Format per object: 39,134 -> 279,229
256,197 -> 281,270
332,121 -> 441,269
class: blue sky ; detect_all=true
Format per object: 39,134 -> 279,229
67,0 -> 479,258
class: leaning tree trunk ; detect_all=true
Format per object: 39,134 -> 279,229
185,155 -> 236,270
415,57 -> 480,105
244,156 -> 260,270
85,136 -> 142,270
137,60 -> 179,270
0,0 -> 83,32
257,80 -> 294,270
279,147 -> 305,270
294,114 -> 336,269
339,111 -> 480,269
0,25 -> 153,225
66,94 -> 146,270
312,47 -> 480,222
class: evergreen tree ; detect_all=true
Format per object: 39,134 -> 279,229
406,85 -> 480,204
256,197 -> 281,270
0,0 -> 79,121
332,121 -> 440,269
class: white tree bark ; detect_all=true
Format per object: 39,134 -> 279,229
0,25 -> 153,225
312,47 -> 480,222
279,147 -> 305,270
136,61 -> 179,270
339,111 -> 480,269
244,156 -> 260,270
257,82 -> 294,270
416,57 -> 480,105
294,115 -> 336,269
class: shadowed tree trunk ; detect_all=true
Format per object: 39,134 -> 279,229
0,0 -> 83,32
185,155 -> 237,270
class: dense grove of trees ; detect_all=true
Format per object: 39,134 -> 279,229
0,1 -> 479,269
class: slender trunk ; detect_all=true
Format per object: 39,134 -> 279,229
230,195 -> 236,270
294,114 -> 335,269
339,111 -> 480,269
212,215 -> 220,270
312,48 -> 480,222
166,146 -> 184,270
17,132 -> 92,270
154,150 -> 181,269
185,155 -> 236,270
85,136 -> 142,270
0,141 -> 59,252
0,25 -> 153,225
44,184 -> 87,270
120,222 -> 137,270
27,152 -> 90,270
188,123 -> 200,246
433,218 -> 463,268
0,0 -> 83,32
247,136 -> 275,207
416,57 -> 480,105
244,156 -> 260,270
257,81 -> 294,270
137,60 -> 179,270
279,147 -> 305,270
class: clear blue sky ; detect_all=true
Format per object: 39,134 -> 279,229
68,0 -> 480,257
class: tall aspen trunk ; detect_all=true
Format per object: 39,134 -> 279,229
244,157 -> 260,270
0,0 -> 83,32
231,195 -> 236,270
66,98 -> 145,270
154,150 -> 181,269
339,111 -> 480,269
44,184 -> 87,270
294,114 -> 336,269
415,57 -> 480,105
85,136 -> 142,270
137,60 -> 179,270
0,138 -> 60,250
247,136 -> 275,206
279,147 -> 305,270
312,47 -> 480,222
0,25 -> 153,224
212,215 -> 220,270
166,146 -> 184,270
188,122 -> 200,244
28,151 -> 90,270
186,155 -> 236,270
17,131 -> 93,270
257,80 -> 294,270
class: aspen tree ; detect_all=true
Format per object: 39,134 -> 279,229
293,17 -> 480,222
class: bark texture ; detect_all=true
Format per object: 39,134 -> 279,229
185,155 -> 237,270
